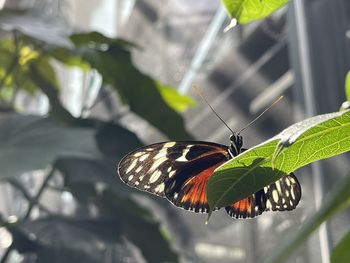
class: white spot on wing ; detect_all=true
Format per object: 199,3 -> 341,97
164,142 -> 176,148
286,178 -> 291,186
169,170 -> 176,178
126,159 -> 137,174
139,154 -> 150,162
272,190 -> 279,203
149,170 -> 162,184
135,166 -> 143,173
176,145 -> 193,162
134,152 -> 144,157
149,156 -> 168,172
275,181 -> 282,194
154,183 -> 165,193
154,150 -> 167,159
291,189 -> 296,200
128,175 -> 134,181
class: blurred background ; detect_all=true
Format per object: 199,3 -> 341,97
0,0 -> 349,262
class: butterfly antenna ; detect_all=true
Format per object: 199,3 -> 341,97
193,85 -> 235,134
238,96 -> 284,135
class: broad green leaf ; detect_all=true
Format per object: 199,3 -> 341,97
95,122 -> 143,160
331,230 -> 350,263
17,218 -> 124,263
221,0 -> 289,24
0,113 -> 100,180
51,32 -> 192,139
99,189 -> 178,263
207,110 -> 350,213
265,175 -> 350,263
346,71 -> 350,102
157,83 -> 196,112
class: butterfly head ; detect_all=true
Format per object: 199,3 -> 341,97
229,133 -> 243,156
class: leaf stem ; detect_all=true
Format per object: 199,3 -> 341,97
7,179 -> 50,216
24,167 -> 56,219
0,31 -> 20,91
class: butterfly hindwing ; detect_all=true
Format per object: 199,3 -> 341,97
118,141 -> 230,204
225,173 -> 301,218
265,172 -> 301,211
165,158 -> 226,213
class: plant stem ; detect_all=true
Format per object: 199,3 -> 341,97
7,179 -> 50,216
0,31 -> 20,91
24,167 -> 56,219
0,244 -> 14,263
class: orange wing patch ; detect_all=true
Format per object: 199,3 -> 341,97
226,191 -> 266,219
173,162 -> 223,213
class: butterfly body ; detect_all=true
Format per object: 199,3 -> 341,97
118,134 -> 301,219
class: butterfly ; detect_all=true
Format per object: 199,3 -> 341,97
118,132 -> 301,219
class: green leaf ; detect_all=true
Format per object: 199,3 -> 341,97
221,0 -> 289,24
0,113 -> 100,180
99,189 -> 178,263
265,175 -> 350,263
52,32 -> 192,140
207,110 -> 350,213
345,71 -> 350,102
331,230 -> 350,263
157,83 -> 196,112
95,122 -> 143,160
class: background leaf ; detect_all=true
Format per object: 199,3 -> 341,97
157,83 -> 196,112
52,32 -> 192,139
346,70 -> 350,102
0,113 -> 100,180
207,110 -> 350,212
331,230 -> 350,263
221,0 -> 289,24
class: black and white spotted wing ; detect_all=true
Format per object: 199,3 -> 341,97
118,141 -> 302,218
118,141 -> 230,200
225,173 -> 301,219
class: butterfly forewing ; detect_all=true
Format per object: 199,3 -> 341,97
118,141 -> 230,201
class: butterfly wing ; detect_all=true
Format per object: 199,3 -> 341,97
118,141 -> 230,212
225,173 -> 301,219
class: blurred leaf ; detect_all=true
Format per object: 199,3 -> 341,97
51,32 -> 192,140
221,0 -> 289,24
346,71 -> 350,102
331,230 -> 350,263
99,189 -> 178,263
17,217 -> 125,263
158,83 -> 196,112
56,158 -> 116,186
70,31 -> 137,49
122,215 -> 178,263
0,113 -> 100,180
55,158 -> 132,199
48,47 -> 91,70
265,174 -> 350,263
95,122 -> 143,160
29,62 -> 75,123
207,110 -> 350,213
5,224 -> 41,253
